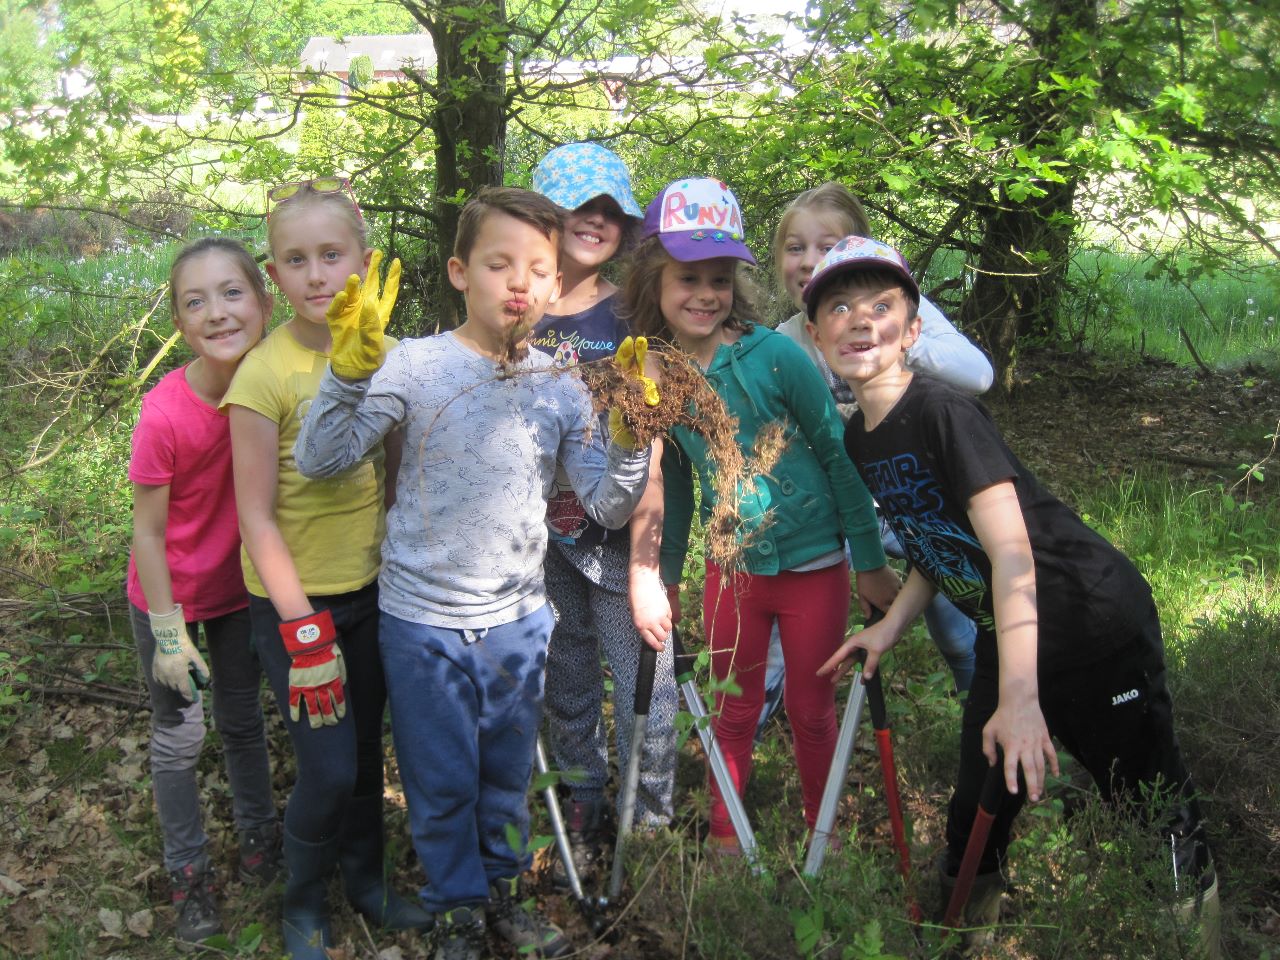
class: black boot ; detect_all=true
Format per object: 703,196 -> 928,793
339,794 -> 434,932
282,829 -> 340,960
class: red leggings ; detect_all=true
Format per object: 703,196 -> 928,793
703,559 -> 850,839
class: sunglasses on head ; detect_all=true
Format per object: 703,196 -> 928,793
267,176 -> 363,222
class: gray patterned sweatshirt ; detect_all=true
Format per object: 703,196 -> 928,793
294,331 -> 649,629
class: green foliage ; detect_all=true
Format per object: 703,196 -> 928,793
346,53 -> 373,90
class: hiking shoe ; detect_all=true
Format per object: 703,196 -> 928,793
486,876 -> 571,958
238,821 -> 283,884
551,797 -> 605,888
433,905 -> 486,960
170,859 -> 222,943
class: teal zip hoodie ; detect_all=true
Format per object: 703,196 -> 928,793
659,324 -> 885,584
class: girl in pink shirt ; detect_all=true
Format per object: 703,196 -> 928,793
128,238 -> 278,945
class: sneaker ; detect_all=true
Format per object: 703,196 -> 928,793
433,905 -> 486,960
486,876 -> 571,958
238,821 -> 283,884
552,797 -> 605,888
170,859 -> 222,943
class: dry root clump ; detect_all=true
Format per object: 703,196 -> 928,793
582,342 -> 789,571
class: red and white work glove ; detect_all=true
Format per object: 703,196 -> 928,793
278,609 -> 347,729
150,604 -> 210,703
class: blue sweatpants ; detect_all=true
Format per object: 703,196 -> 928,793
380,604 -> 554,912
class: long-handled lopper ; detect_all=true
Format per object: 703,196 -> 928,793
535,736 -> 608,931
804,610 -> 886,877
672,627 -> 761,870
803,658 -> 868,876
607,642 -> 658,898
864,662 -> 920,919
942,756 -> 1007,929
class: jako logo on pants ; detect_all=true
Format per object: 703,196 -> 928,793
1110,688 -> 1140,706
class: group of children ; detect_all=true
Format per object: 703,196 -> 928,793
129,145 -> 1218,959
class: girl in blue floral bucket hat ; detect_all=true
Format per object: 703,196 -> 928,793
528,144 -> 679,884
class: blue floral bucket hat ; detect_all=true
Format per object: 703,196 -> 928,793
531,142 -> 643,220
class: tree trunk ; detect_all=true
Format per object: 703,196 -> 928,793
425,2 -> 508,331
958,0 -> 1096,390
961,178 -> 1077,391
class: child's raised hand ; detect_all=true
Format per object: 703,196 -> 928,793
608,335 -> 661,449
326,249 -> 401,381
617,335 -> 660,404
981,692 -> 1059,801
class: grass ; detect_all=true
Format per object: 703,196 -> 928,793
642,474 -> 1278,959
919,246 -> 1280,373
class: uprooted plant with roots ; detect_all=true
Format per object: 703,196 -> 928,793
581,339 -> 786,572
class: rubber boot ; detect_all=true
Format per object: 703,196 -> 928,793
1176,867 -> 1222,960
282,829 -> 340,960
939,860 -> 1006,950
338,794 -> 434,932
1171,831 -> 1222,960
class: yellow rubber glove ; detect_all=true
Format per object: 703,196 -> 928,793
326,249 -> 401,380
608,336 -> 661,449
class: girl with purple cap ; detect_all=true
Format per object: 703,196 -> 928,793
621,177 -> 900,853
528,143 -> 679,877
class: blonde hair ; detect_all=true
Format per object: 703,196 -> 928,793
169,237 -> 269,322
620,237 -> 762,342
772,182 -> 872,289
267,184 -> 367,254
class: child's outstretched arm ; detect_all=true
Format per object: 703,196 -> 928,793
967,480 -> 1059,801
628,436 -> 670,652
819,567 -> 935,683
779,342 -> 898,610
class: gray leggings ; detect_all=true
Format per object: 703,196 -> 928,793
132,603 -> 276,870
543,543 -> 678,827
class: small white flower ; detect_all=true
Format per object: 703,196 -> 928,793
1246,297 -> 1254,304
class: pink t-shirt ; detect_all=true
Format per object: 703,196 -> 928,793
126,366 -> 248,621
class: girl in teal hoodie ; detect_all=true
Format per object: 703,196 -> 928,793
622,177 -> 900,852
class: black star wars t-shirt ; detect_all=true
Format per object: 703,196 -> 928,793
845,375 -> 1152,674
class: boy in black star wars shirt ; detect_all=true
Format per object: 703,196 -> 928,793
806,236 -> 1218,953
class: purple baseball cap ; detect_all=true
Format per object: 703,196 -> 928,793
640,178 -> 756,265
803,235 -> 921,319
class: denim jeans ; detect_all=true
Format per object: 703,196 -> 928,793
380,604 -> 554,912
250,582 -> 386,842
132,602 -> 275,871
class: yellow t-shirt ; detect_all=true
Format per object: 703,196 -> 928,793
224,324 -> 393,598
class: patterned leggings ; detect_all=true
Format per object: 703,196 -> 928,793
543,543 -> 678,827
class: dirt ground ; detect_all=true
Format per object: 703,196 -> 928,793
0,345 -> 1276,959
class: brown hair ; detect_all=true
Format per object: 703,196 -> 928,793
772,182 -> 872,289
620,237 -> 762,342
454,186 -> 563,264
267,183 -> 367,254
168,237 -> 269,322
